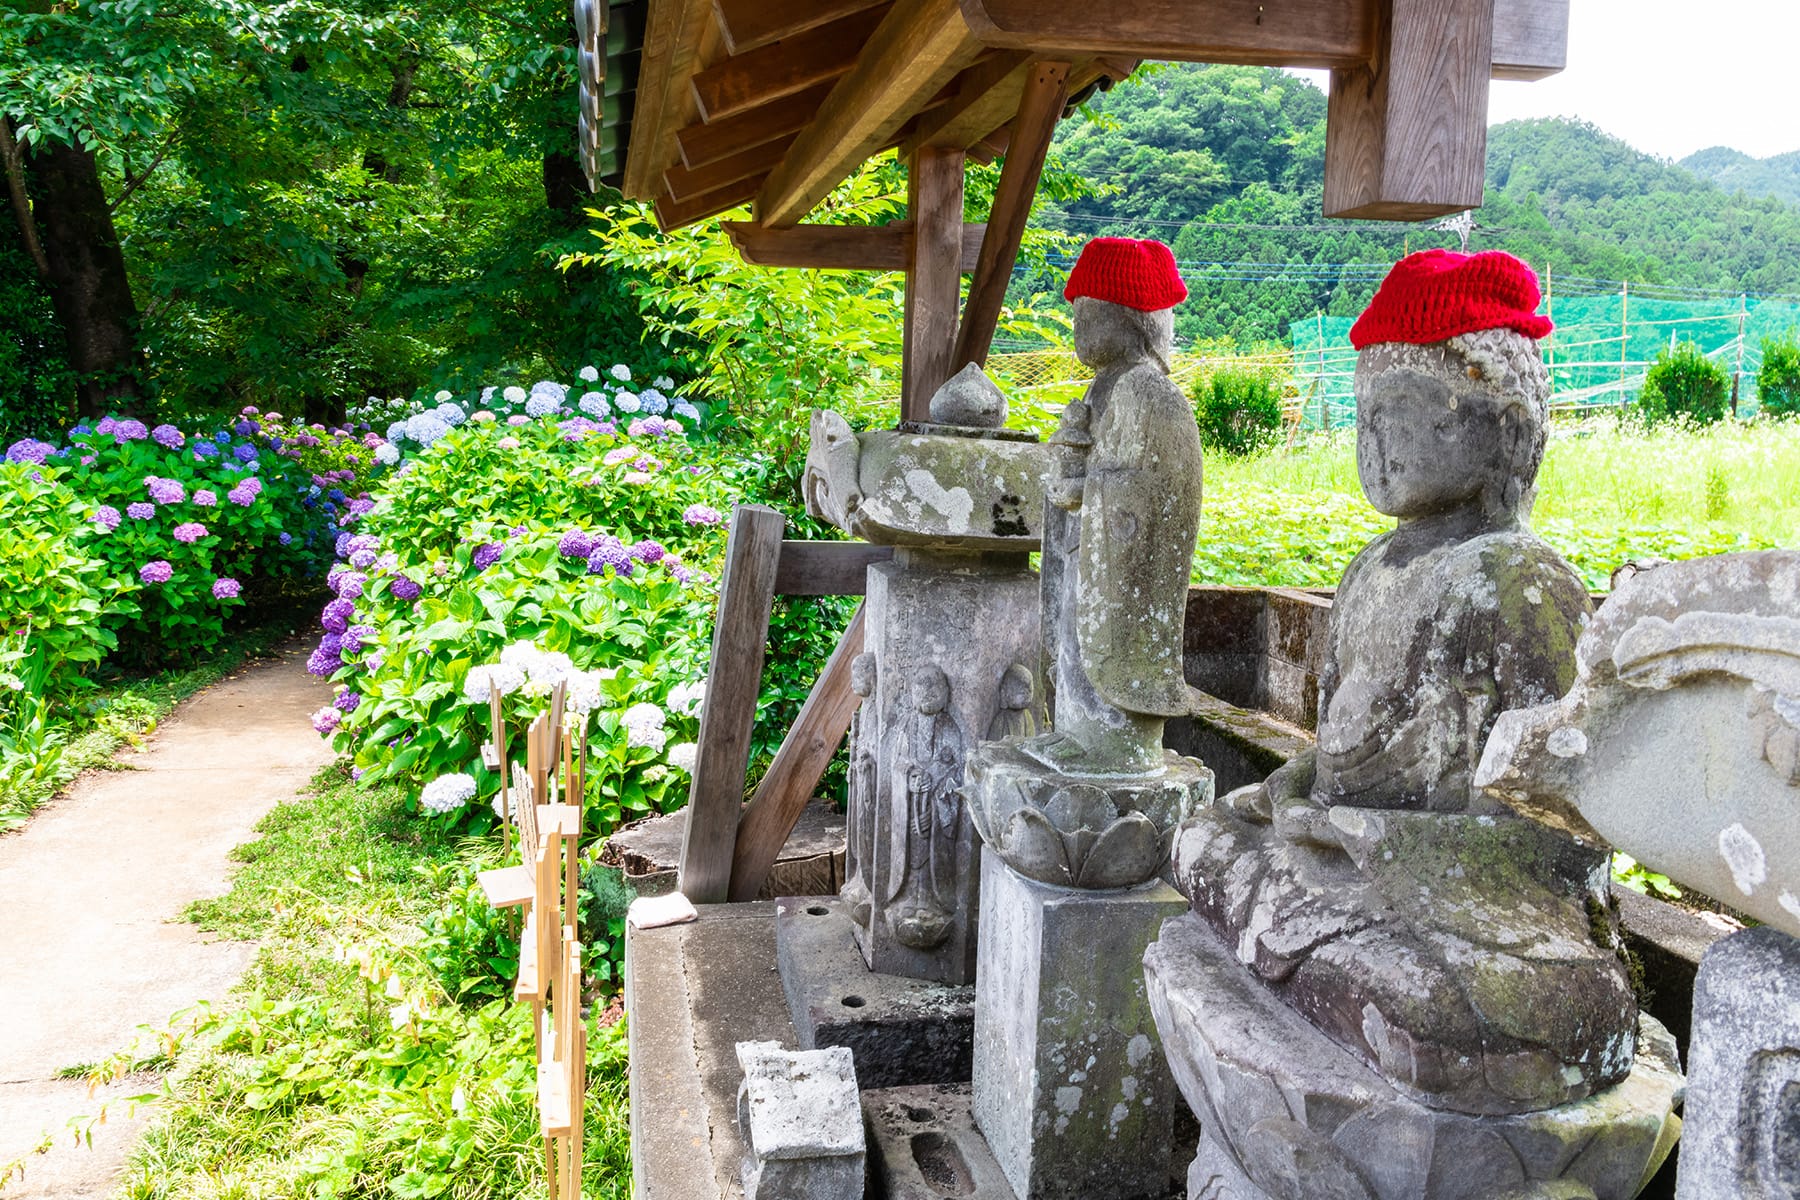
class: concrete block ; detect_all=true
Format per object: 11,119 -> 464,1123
973,853 -> 1187,1200
775,896 -> 974,1089
1676,926 -> 1800,1200
863,1082 -> 1018,1200
736,1041 -> 865,1200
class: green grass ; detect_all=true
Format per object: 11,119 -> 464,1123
93,762 -> 631,1200
1,608 -> 310,831
1197,417 -> 1799,589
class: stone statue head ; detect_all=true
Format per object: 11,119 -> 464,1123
998,663 -> 1034,711
850,652 -> 877,698
1072,297 -> 1175,372
1353,327 -> 1549,523
910,664 -> 951,716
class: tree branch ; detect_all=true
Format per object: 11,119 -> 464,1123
109,133 -> 174,215
0,117 -> 51,280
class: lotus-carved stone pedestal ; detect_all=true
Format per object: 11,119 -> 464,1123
1145,913 -> 1684,1200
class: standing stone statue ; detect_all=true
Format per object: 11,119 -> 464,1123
889,665 -> 967,949
1147,251 -> 1681,1200
986,663 -> 1042,741
842,652 -> 879,926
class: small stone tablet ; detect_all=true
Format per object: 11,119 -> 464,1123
736,1041 -> 865,1200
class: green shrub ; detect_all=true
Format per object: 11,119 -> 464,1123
0,463 -> 132,673
1638,342 -> 1730,424
1757,332 -> 1800,416
1194,367 -> 1285,456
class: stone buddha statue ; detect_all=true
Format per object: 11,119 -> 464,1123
1170,250 -> 1639,1117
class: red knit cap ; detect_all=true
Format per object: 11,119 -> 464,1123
1064,237 -> 1188,311
1350,249 -> 1553,349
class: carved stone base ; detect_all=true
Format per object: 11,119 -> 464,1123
1145,914 -> 1683,1200
965,739 -> 1212,889
974,852 -> 1188,1200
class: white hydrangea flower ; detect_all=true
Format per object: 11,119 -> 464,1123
499,641 -> 574,696
666,680 -> 706,717
673,402 -> 702,423
502,385 -> 527,404
623,701 -> 668,750
374,443 -> 401,465
578,391 -> 612,418
614,392 -> 641,414
609,364 -> 632,382
579,365 -> 600,383
481,386 -> 497,402
420,773 -> 477,813
463,662 -> 527,704
564,669 -> 606,714
525,394 -> 558,418
436,402 -> 467,426
666,742 -> 698,773
434,389 -> 453,402
653,375 -> 675,391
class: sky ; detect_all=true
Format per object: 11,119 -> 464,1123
1288,0 -> 1800,163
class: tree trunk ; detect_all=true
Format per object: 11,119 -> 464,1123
23,138 -> 145,416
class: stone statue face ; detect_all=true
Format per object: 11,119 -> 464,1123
851,652 -> 877,698
1354,340 -> 1535,521
999,664 -> 1033,709
912,666 -> 950,715
1072,297 -> 1174,370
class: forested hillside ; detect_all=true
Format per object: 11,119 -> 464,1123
1681,146 -> 1800,206
1039,64 -> 1800,345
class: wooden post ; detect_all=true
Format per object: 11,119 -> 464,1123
728,603 -> 867,900
677,504 -> 786,902
951,60 -> 1071,372
902,145 -> 966,422
1732,292 -> 1747,418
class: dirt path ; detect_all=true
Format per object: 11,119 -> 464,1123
0,641 -> 331,1198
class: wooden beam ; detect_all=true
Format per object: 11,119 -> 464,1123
727,605 -> 866,901
772,540 -> 895,594
898,50 -> 1032,158
676,81 -> 832,170
620,0 -> 713,200
1323,0 -> 1494,220
665,133 -> 798,202
715,0 -> 887,56
953,60 -> 1069,371
690,5 -> 890,123
654,173 -> 765,231
676,504 -> 786,903
723,220 -> 985,271
902,146 -> 966,421
755,0 -> 982,227
954,0 -> 1563,77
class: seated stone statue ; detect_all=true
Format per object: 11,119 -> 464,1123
1172,250 -> 1639,1117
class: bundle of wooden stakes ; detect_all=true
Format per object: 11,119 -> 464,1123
475,683 -> 592,1199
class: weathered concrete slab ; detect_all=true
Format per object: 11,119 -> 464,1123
627,902 -> 798,1200
863,1082 -> 1018,1200
736,1041 -> 864,1200
774,896 -> 973,1089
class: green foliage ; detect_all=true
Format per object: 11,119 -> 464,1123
0,233 -> 75,440
1193,367 -> 1285,457
1757,333 -> 1800,415
418,861 -> 521,1006
1638,342 -> 1731,424
0,463 -> 129,671
1613,852 -> 1683,902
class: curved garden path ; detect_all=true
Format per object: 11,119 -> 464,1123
0,642 -> 330,1198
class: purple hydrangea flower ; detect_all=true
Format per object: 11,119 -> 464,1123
145,476 -> 185,505
95,417 -> 119,436
91,505 -> 121,532
586,540 -> 633,577
349,549 -> 377,569
321,598 -> 354,634
127,502 -> 156,520
334,533 -> 355,558
558,530 -> 596,560
311,706 -> 341,735
334,690 -> 362,713
193,489 -> 217,507
347,498 -> 375,516
319,633 -> 344,656
173,522 -> 208,544
192,441 -> 219,458
139,560 -> 174,584
683,503 -> 723,526
472,542 -> 504,571
666,560 -> 694,585
212,577 -> 242,600
630,539 -> 667,564
341,624 -> 376,654
234,420 -> 257,437
227,483 -> 256,506
151,424 -> 183,449
333,571 -> 368,600
5,438 -> 55,464
307,643 -> 343,677
114,419 -> 149,442
390,575 -> 422,601
279,532 -> 293,545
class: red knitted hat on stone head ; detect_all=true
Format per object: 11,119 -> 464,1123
1350,249 -> 1553,349
1064,237 -> 1188,311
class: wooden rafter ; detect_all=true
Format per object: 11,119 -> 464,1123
690,5 -> 891,123
952,59 -> 1070,370
676,81 -> 833,169
714,0 -> 888,56
898,50 -> 1032,158
654,172 -> 767,231
665,132 -> 798,202
725,219 -> 988,271
755,0 -> 983,227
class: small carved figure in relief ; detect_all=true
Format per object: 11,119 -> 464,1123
985,663 -> 1042,742
887,664 -> 966,949
841,651 -> 879,927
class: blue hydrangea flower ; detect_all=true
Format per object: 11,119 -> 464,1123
577,391 -> 612,418
386,420 -> 408,443
233,443 -> 258,462
639,389 -> 670,415
374,443 -> 400,466
524,394 -> 558,418
404,413 -> 452,445
673,401 -> 702,423
213,430 -> 232,445
436,402 -> 467,426
192,440 -> 220,457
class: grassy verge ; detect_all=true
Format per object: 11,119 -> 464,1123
0,605 -> 313,831
80,761 -> 630,1200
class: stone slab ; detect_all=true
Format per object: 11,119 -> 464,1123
627,902 -> 798,1200
1145,913 -> 1683,1200
973,854 -> 1187,1200
1676,926 -> 1800,1200
775,896 -> 975,1090
863,1082 -> 1022,1200
601,799 -> 846,899
736,1042 -> 864,1200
